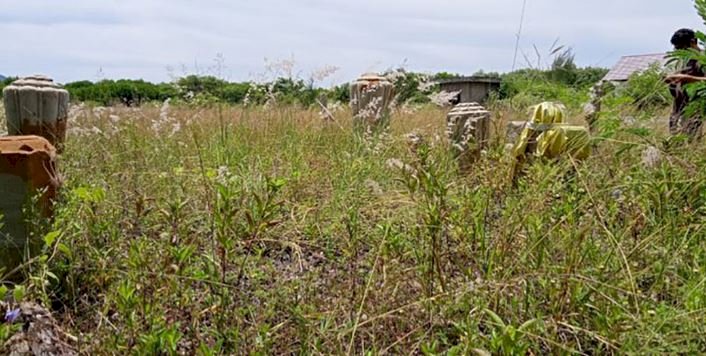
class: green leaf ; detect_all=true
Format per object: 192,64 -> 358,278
484,308 -> 506,329
268,177 -> 287,192
697,0 -> 706,25
44,231 -> 61,247
73,186 -> 106,203
13,285 -> 25,302
57,243 -> 73,259
622,127 -> 652,138
518,318 -> 538,332
46,271 -> 59,282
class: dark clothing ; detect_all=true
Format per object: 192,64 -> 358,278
670,59 -> 705,138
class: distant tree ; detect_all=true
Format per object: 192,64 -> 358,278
471,70 -> 501,78
573,67 -> 609,89
433,72 -> 462,80
0,77 -> 18,93
329,83 -> 350,103
219,82 -> 251,104
176,75 -> 228,96
65,79 -> 176,106
548,48 -> 578,84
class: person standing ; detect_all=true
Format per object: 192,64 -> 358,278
665,28 -> 706,139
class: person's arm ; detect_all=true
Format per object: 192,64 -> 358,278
664,73 -> 706,84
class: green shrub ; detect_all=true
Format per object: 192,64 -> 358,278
614,64 -> 671,110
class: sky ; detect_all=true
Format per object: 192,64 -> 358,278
1,0 -> 704,85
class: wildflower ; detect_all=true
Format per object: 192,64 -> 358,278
399,103 -> 421,115
641,146 -> 662,169
386,158 -> 417,175
216,165 -> 231,184
383,68 -> 406,83
452,143 -> 466,152
429,90 -> 461,107
170,122 -> 182,136
5,308 -> 20,323
159,98 -> 171,121
623,116 -> 637,126
364,179 -> 383,196
406,132 -> 424,153
92,106 -> 107,117
264,57 -> 296,78
386,158 -> 405,170
309,65 -> 340,83
405,132 -> 423,146
68,103 -> 86,121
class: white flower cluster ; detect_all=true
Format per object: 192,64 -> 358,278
66,104 -> 111,137
361,125 -> 392,155
354,95 -> 386,124
641,146 -> 662,169
216,165 -> 232,185
151,99 -> 182,137
310,65 -> 340,83
429,90 -> 461,107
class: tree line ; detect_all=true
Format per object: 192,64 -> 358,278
0,64 -> 609,108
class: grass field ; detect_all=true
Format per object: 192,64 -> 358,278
3,100 -> 706,354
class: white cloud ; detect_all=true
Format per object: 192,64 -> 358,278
1,0 -> 703,83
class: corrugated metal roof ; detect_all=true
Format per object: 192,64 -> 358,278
603,53 -> 668,82
438,76 -> 501,85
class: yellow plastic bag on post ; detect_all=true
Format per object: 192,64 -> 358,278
510,102 -> 591,181
512,102 -> 567,160
550,124 -> 591,160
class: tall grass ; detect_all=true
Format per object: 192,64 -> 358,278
2,100 -> 706,354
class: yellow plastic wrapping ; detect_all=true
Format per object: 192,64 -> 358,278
512,102 -> 590,160
547,124 -> 591,159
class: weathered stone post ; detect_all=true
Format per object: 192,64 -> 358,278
3,75 -> 70,150
506,121 -> 527,145
350,73 -> 395,132
0,136 -> 60,279
446,102 -> 491,169
583,82 -> 605,132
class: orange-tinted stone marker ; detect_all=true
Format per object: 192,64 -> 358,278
0,136 -> 60,279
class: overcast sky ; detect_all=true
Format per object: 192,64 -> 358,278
1,0 -> 704,85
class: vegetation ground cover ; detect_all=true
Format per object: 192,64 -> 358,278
3,75 -> 706,353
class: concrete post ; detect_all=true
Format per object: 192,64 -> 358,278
446,102 -> 491,169
3,75 -> 70,150
350,74 -> 395,131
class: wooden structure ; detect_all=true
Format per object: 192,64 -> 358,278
438,76 -> 501,105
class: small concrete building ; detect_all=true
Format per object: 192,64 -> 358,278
438,76 -> 501,105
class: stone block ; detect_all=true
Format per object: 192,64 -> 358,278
446,102 -> 491,167
506,121 -> 527,145
0,136 -> 60,278
3,75 -> 69,150
350,73 -> 395,131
